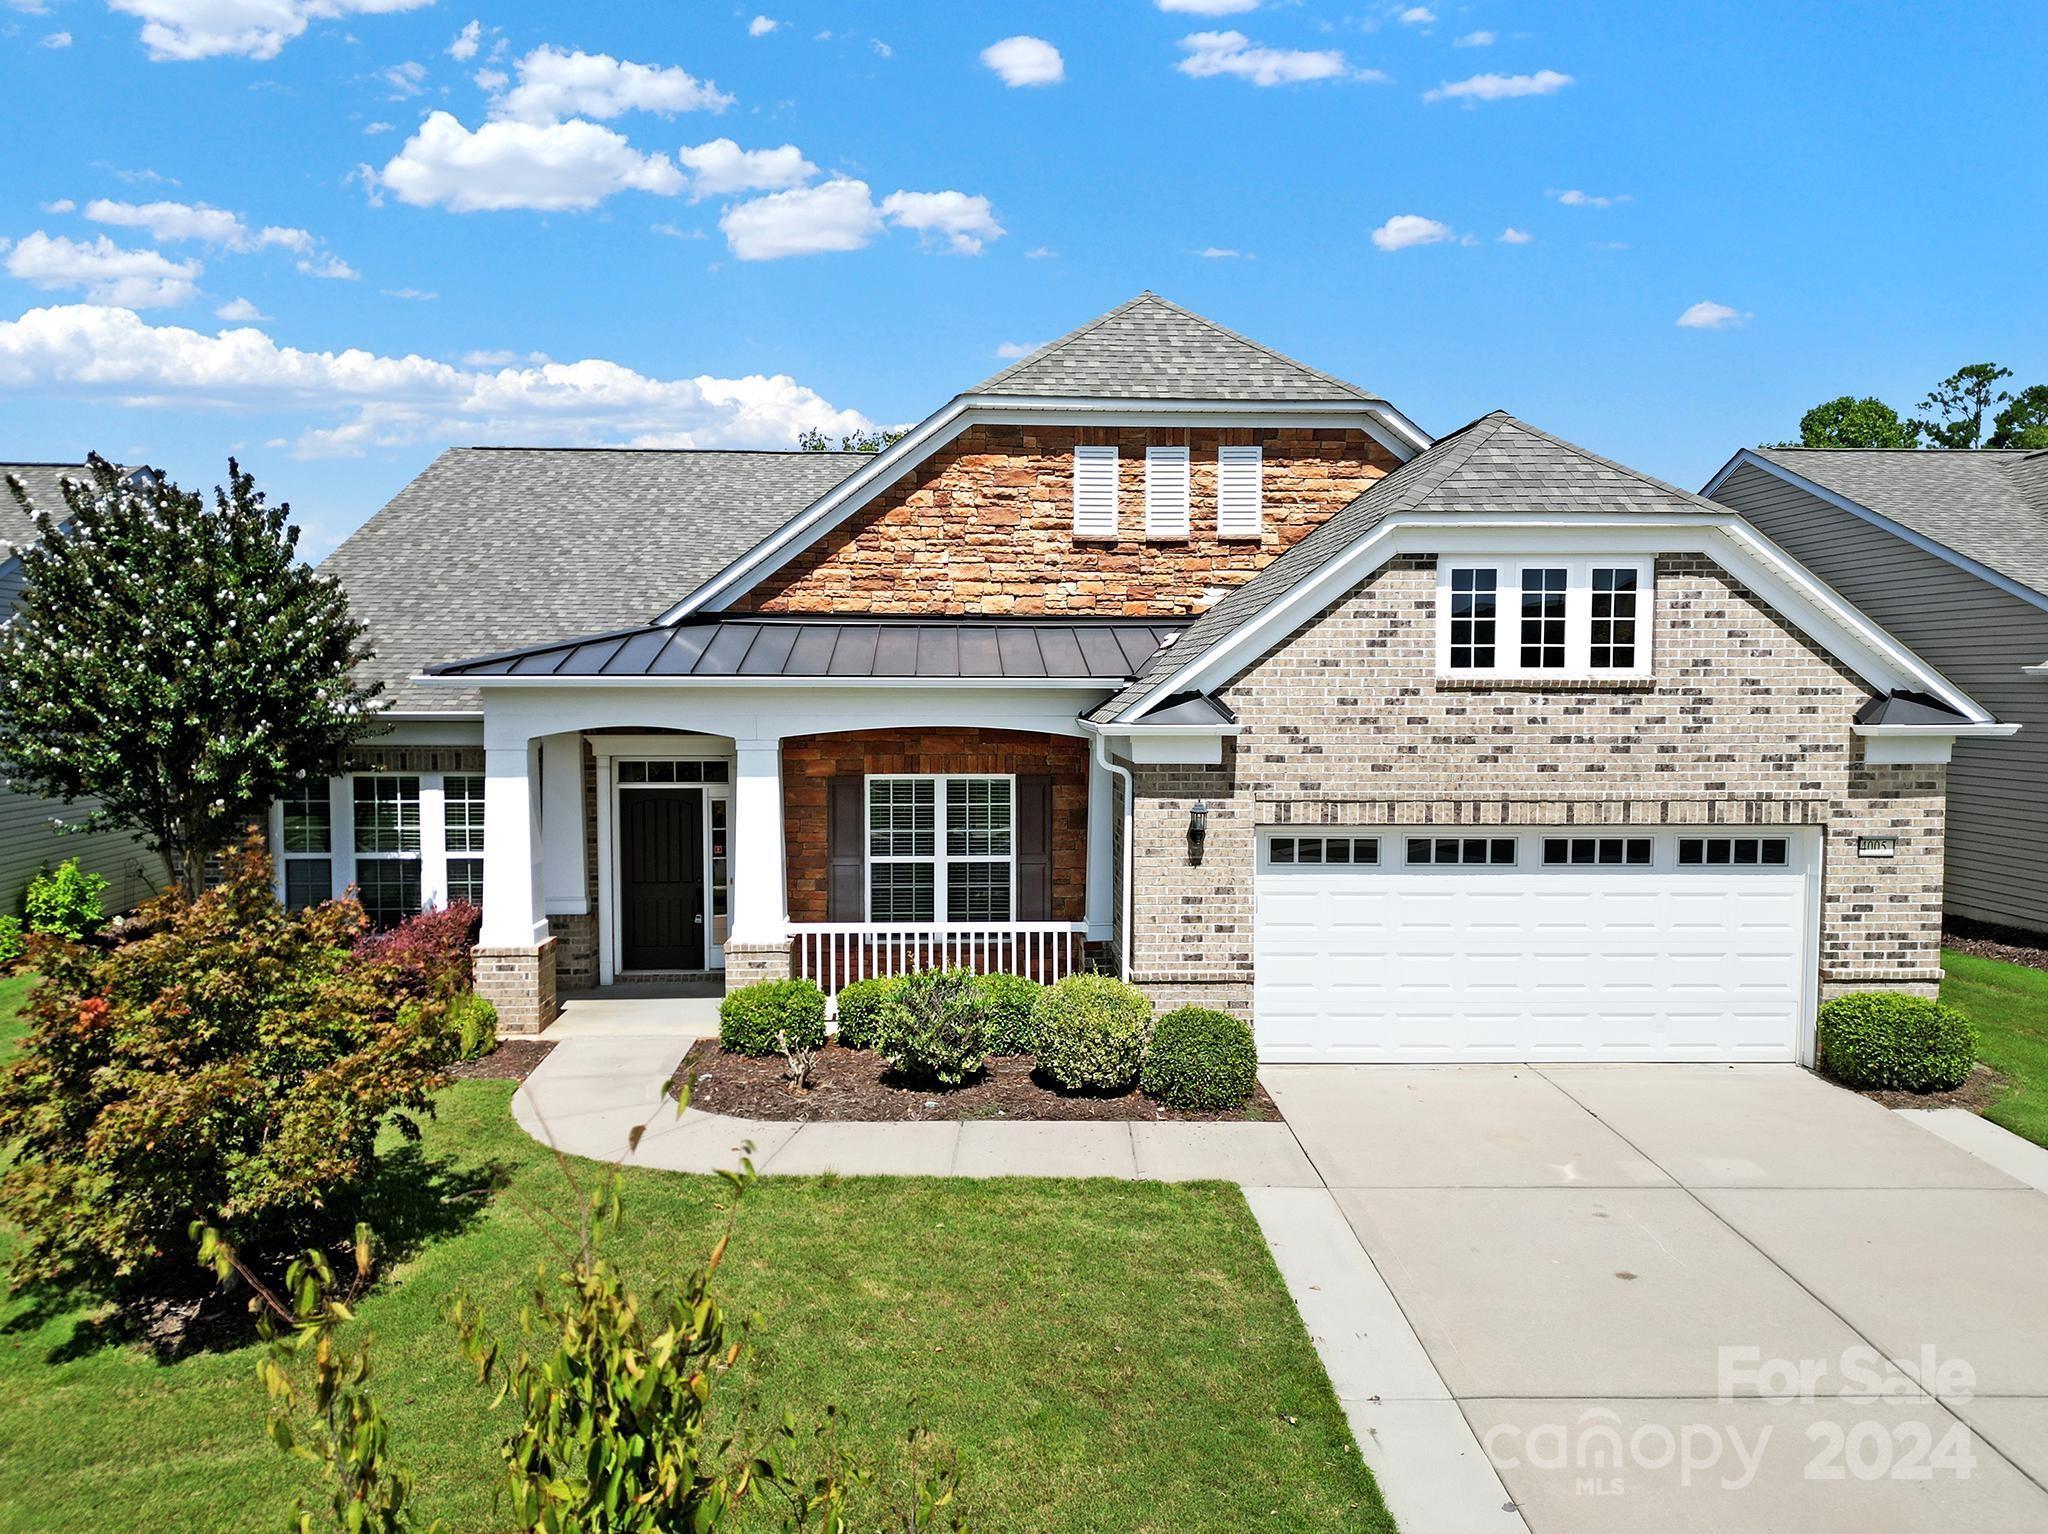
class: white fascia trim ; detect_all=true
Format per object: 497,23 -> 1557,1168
1092,722 -> 1242,738
1703,449 -> 2048,617
1115,511 -> 2001,726
659,395 -> 1431,622
414,672 -> 1122,691
2024,661 -> 2048,677
1853,722 -> 2020,738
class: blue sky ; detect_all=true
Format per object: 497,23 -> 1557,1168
3,0 -> 2043,559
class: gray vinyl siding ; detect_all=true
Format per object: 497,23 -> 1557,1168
1714,462 -> 2048,933
0,783 -> 167,916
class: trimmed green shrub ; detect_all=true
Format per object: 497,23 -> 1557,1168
24,857 -> 107,941
0,915 -> 23,967
449,992 -> 499,1059
718,978 -> 827,1057
877,967 -> 990,1086
1817,992 -> 1977,1092
1141,1005 -> 1258,1110
978,971 -> 1042,1054
833,974 -> 902,1050
1031,974 -> 1154,1092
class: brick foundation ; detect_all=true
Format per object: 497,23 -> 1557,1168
473,938 -> 559,1037
723,941 -> 791,987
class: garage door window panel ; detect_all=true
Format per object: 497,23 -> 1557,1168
1544,836 -> 1653,867
1407,836 -> 1516,866
1679,836 -> 1790,867
1439,559 -> 1653,679
1268,835 -> 1379,867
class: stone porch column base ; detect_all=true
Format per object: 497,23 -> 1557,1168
474,938 -> 559,1037
724,940 -> 792,988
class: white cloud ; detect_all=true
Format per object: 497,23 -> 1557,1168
40,28 -> 69,46
1155,0 -> 1258,13
381,287 -> 437,300
382,59 -> 428,98
374,112 -> 687,212
1498,226 -> 1533,244
448,19 -> 480,60
108,0 -> 435,63
1199,246 -> 1251,259
676,138 -> 817,200
748,15 -> 779,37
1398,7 -> 1435,24
0,302 -> 876,459
880,190 -> 1004,254
84,197 -> 247,247
1024,245 -> 1057,260
981,35 -> 1064,87
1454,30 -> 1495,46
1676,300 -> 1749,330
473,66 -> 508,91
1175,30 -> 1372,86
1424,69 -> 1574,103
491,46 -> 733,123
41,199 -> 75,214
650,222 -> 705,241
994,340 -> 1046,359
719,178 -> 882,259
871,38 -> 892,58
364,120 -> 395,134
1370,214 -> 1453,252
296,254 -> 358,280
4,233 -> 202,308
215,297 -> 267,320
1552,188 -> 1629,208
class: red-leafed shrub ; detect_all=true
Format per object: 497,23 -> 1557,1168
0,836 -> 464,1300
350,900 -> 481,1011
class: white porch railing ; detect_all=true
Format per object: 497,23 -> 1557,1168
790,922 -> 1090,1010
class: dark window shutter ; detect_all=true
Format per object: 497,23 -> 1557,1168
827,776 -> 866,920
1016,774 -> 1052,920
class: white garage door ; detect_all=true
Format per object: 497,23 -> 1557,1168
1253,828 -> 1816,1063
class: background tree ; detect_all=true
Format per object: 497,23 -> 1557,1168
798,427 -> 908,454
1989,384 -> 2048,449
1915,362 -> 2013,450
0,455 -> 380,894
1790,395 -> 1921,449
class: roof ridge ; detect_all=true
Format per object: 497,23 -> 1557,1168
1131,292 -> 1376,402
1481,412 -> 1728,515
970,293 -> 1155,394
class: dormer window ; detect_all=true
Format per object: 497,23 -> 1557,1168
1437,559 -> 1653,678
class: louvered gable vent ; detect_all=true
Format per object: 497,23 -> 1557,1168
1217,443 -> 1263,538
1073,444 -> 1118,538
1145,444 -> 1190,539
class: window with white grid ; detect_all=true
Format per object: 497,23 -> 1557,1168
866,775 -> 1013,923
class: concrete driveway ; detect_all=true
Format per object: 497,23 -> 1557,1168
1261,1064 -> 2048,1532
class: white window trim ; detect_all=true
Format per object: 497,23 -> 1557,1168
1435,557 -> 1655,680
275,772 -> 488,921
1216,443 -> 1263,540
276,778 -> 344,910
1072,444 -> 1119,539
863,772 -> 1018,925
1144,444 -> 1190,540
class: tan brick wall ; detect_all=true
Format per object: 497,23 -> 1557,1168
473,939 -> 558,1036
734,425 -> 1396,616
780,728 -> 1089,923
724,941 -> 791,987
1124,552 -> 1947,1005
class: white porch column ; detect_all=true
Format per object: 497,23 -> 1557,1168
539,733 -> 588,916
725,738 -> 790,984
480,740 -> 548,947
1085,746 -> 1114,941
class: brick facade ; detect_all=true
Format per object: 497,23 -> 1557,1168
780,727 -> 1089,922
474,938 -> 558,1036
1123,552 -> 1947,1016
734,425 -> 1396,616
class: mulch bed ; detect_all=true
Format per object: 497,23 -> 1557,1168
1944,917 -> 2048,975
676,1039 -> 1281,1124
1857,1061 -> 2010,1113
450,1039 -> 556,1082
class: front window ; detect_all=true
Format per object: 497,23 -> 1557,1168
354,775 -> 422,926
279,779 -> 332,910
1442,560 -> 1652,677
445,773 -> 484,906
866,774 -> 1014,922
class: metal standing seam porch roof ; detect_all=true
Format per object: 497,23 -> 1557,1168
424,616 -> 1188,683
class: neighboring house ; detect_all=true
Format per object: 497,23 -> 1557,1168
302,294 -> 2010,1063
1705,448 -> 2048,938
0,462 -> 170,913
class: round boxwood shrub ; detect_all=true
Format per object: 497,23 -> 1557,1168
977,971 -> 1042,1055
1140,1005 -> 1258,1110
1817,992 -> 1976,1092
833,975 -> 901,1050
1031,974 -> 1154,1093
876,968 -> 989,1086
719,978 -> 827,1057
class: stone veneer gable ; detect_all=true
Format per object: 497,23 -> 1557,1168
733,424 -> 1396,616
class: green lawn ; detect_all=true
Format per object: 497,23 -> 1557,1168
0,996 -> 1390,1532
1943,948 -> 2048,1149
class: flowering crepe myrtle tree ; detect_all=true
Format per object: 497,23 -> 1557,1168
0,455 -> 381,896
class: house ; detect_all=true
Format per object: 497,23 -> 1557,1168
0,462 -> 169,913
302,294 -> 2011,1062
1705,447 -> 2048,938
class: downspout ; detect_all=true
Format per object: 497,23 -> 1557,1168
1085,723 -> 1136,980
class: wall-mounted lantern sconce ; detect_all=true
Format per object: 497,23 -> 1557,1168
1187,799 -> 1209,863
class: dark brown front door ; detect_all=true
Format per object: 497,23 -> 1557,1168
620,788 -> 705,971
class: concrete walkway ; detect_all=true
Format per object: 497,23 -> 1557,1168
512,1036 -> 1519,1533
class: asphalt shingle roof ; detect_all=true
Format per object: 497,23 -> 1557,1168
427,616 -> 1184,683
323,447 -> 865,712
1,462 -> 154,553
971,293 -> 1380,403
1748,448 -> 2048,599
1094,411 -> 1725,721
